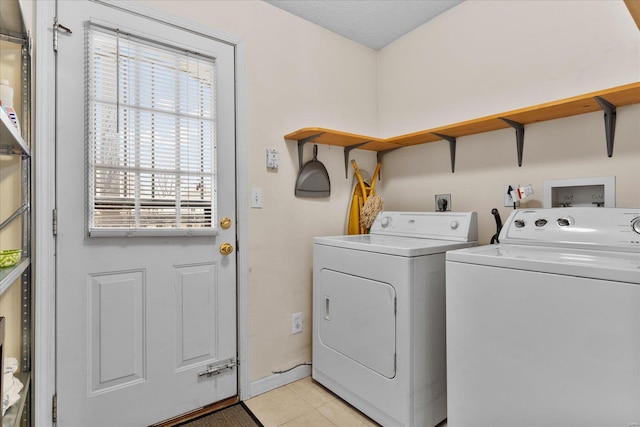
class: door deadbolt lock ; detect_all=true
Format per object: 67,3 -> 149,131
220,217 -> 232,229
220,243 -> 234,255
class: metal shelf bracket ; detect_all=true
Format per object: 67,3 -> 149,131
594,96 -> 616,157
343,142 -> 371,178
375,148 -> 401,180
297,132 -> 324,169
500,118 -> 525,167
433,133 -> 457,173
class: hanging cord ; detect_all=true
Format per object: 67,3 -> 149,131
271,363 -> 312,374
490,208 -> 502,244
508,185 -> 518,210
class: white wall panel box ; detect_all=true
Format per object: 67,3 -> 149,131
543,177 -> 615,208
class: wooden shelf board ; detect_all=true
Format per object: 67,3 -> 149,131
286,82 -> 640,151
625,0 -> 640,30
284,127 -> 386,151
389,82 -> 640,146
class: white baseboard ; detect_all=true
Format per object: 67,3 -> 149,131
248,364 -> 311,399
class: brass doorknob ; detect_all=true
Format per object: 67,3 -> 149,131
220,217 -> 232,229
220,243 -> 234,255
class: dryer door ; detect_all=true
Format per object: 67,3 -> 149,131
318,269 -> 396,378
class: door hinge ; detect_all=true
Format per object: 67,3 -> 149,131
197,358 -> 237,378
53,17 -> 72,52
52,394 -> 57,423
52,209 -> 57,236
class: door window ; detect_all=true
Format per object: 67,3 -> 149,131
87,24 -> 218,236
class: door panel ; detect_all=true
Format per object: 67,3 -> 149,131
55,1 -> 237,425
89,270 -> 145,394
175,263 -> 218,367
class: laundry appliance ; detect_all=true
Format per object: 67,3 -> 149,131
313,211 -> 478,427
446,207 -> 640,427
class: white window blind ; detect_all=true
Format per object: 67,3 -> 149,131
87,24 -> 217,236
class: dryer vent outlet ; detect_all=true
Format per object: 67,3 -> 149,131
292,312 -> 303,334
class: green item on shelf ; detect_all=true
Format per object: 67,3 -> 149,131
0,249 -> 21,268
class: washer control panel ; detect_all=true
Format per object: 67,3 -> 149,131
500,208 -> 640,251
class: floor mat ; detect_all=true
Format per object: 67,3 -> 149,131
178,402 -> 264,427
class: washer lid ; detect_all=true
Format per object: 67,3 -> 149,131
314,234 -> 476,257
446,244 -> 640,284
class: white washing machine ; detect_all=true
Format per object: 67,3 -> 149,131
446,207 -> 640,427
313,211 -> 478,427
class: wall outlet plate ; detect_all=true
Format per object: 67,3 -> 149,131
504,185 -> 520,207
292,312 -> 303,334
435,194 -> 451,212
266,148 -> 279,169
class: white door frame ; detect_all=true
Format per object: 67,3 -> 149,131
34,1 -> 249,425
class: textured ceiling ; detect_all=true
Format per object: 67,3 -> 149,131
264,0 -> 463,50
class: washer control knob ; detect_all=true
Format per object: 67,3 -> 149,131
514,219 -> 525,228
535,219 -> 548,227
632,217 -> 640,234
450,221 -> 459,230
557,216 -> 574,227
380,216 -> 391,228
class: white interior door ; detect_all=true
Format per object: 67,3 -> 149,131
55,1 -> 238,425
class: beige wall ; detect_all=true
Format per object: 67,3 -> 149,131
140,0 -> 379,382
108,0 -> 638,387
377,0 -> 640,244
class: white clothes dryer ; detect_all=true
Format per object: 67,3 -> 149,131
313,211 -> 478,427
446,207 -> 640,427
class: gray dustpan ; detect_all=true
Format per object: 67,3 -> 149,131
295,144 -> 331,198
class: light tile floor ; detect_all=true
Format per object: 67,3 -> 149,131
245,376 -> 448,427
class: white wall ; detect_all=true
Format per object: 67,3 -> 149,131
70,0 -> 639,394
141,0 -> 379,383
377,0 -> 640,244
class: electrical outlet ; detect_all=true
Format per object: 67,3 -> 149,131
292,312 -> 303,334
435,194 -> 451,212
504,185 -> 520,207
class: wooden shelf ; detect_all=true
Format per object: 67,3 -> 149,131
625,0 -> 640,30
284,128 -> 399,152
285,82 -> 640,173
389,82 -> 640,146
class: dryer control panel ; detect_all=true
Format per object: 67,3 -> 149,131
370,211 -> 478,242
500,207 -> 640,252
